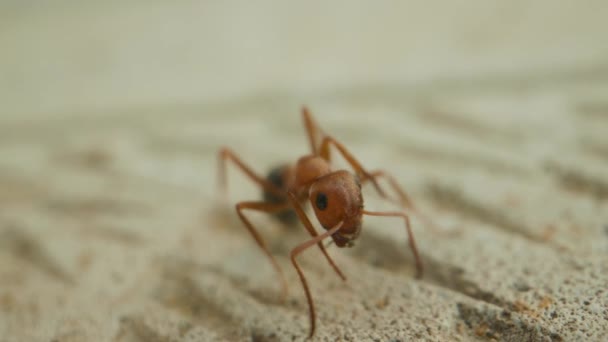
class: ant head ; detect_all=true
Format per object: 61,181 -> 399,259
309,170 -> 363,247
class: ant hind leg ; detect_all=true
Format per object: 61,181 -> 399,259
318,136 -> 386,198
217,147 -> 283,198
301,106 -> 326,155
236,201 -> 292,300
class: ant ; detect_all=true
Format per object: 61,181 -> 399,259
217,107 -> 423,338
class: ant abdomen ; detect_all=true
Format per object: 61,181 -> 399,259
262,165 -> 298,224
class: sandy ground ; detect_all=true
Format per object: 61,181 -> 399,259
1,2 -> 608,341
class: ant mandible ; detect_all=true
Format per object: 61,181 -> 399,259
217,107 -> 423,338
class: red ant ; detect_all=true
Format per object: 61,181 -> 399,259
218,107 -> 423,338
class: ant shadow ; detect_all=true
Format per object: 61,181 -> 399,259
348,227 -> 474,295
207,202 -> 477,308
348,228 -> 418,274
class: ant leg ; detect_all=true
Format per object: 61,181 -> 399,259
301,106 -> 326,155
318,136 -> 386,198
290,220 -> 344,338
218,147 -> 283,198
286,191 -> 346,281
317,138 -> 443,235
362,210 -> 423,278
364,170 -> 443,233
236,201 -> 293,300
365,170 -> 414,208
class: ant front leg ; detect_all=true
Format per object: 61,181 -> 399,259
290,220 -> 344,339
362,210 -> 423,278
286,191 -> 346,281
217,147 -> 283,198
236,201 -> 292,300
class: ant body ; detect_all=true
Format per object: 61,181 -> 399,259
218,107 -> 423,338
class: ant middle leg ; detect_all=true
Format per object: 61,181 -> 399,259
363,169 -> 443,233
365,170 -> 414,208
236,200 -> 293,300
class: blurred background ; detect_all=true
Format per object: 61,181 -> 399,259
2,1 -> 607,121
1,1 -> 607,341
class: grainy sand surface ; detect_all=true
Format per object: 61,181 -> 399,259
1,2 -> 607,341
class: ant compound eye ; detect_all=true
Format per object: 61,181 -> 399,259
315,192 -> 328,210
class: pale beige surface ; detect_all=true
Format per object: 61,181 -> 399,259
1,2 -> 608,342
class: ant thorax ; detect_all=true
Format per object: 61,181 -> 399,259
293,155 -> 331,190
